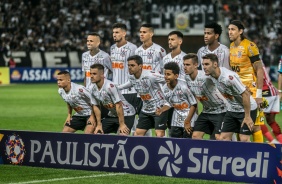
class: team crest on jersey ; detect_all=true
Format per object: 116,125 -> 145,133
147,52 -> 153,59
250,43 -> 254,46
237,51 -> 242,58
79,88 -> 83,92
229,76 -> 233,80
120,49 -> 126,57
110,84 -> 115,88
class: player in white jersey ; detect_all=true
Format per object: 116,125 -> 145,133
135,23 -> 166,74
118,55 -> 169,137
57,71 -> 96,134
89,63 -> 135,135
163,31 -> 186,79
197,22 -> 230,70
156,62 -> 197,138
202,54 -> 257,142
183,53 -> 227,140
260,65 -> 282,143
82,32 -> 112,89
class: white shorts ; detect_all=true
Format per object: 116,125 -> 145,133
263,96 -> 280,114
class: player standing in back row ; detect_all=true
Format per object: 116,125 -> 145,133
197,22 -> 230,70
135,23 -> 166,74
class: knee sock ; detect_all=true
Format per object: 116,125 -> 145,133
269,121 -> 282,136
253,130 -> 264,143
260,124 -> 274,142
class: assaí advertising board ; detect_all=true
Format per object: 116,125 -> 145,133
0,130 -> 281,183
9,68 -> 84,83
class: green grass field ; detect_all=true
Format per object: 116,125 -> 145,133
0,83 -> 281,184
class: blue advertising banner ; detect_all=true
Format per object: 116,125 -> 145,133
0,130 -> 281,183
9,68 -> 84,83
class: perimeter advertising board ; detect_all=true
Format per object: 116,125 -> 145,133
0,130 -> 281,183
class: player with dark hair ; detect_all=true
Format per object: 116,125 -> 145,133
183,53 -> 228,140
228,20 -> 264,143
57,71 -> 96,134
118,55 -> 168,137
135,23 -> 166,74
202,54 -> 257,142
156,62 -> 197,138
197,22 -> 230,70
89,63 -> 136,135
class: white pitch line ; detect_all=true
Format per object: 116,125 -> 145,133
8,173 -> 127,184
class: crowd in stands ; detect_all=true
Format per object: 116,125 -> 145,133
0,0 -> 281,66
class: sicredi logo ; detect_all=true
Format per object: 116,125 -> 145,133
158,141 -> 182,176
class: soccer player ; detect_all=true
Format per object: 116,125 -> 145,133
163,31 -> 186,79
57,71 -> 96,134
135,23 -> 166,74
202,54 -> 257,142
197,22 -> 230,70
156,62 -> 197,138
110,23 -> 141,135
89,63 -> 136,135
260,65 -> 282,143
82,32 -> 112,89
183,53 -> 227,140
228,20 -> 264,143
118,55 -> 168,137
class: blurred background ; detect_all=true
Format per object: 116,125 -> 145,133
0,0 -> 281,83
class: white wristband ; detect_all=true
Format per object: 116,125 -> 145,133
256,89 -> 262,98
278,90 -> 282,93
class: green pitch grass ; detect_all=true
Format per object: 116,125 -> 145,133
0,83 -> 281,184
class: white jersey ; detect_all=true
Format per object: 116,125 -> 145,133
82,50 -> 112,89
118,70 -> 168,114
197,43 -> 230,69
162,80 -> 198,127
135,43 -> 166,73
185,70 -> 227,114
163,51 -> 186,79
58,82 -> 97,116
90,79 -> 136,117
110,42 -> 137,94
209,67 -> 257,112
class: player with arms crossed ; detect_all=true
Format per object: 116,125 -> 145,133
82,32 -> 112,89
228,20 -> 264,142
183,53 -> 227,140
135,23 -> 166,74
197,22 -> 230,70
90,63 -> 135,135
57,71 -> 96,134
156,62 -> 197,138
202,54 -> 257,142
118,55 -> 168,137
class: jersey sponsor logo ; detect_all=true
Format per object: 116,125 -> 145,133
196,96 -> 208,101
173,102 -> 189,110
222,93 -> 234,100
73,106 -> 83,112
237,51 -> 242,58
112,62 -> 124,69
140,93 -> 152,100
79,88 -> 83,92
110,83 -> 115,88
229,76 -> 233,80
142,64 -> 152,70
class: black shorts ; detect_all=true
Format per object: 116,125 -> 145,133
170,126 -> 192,138
220,109 -> 257,135
123,93 -> 142,114
193,112 -> 226,136
65,115 -> 91,131
102,115 -> 135,134
137,111 -> 168,130
100,102 -> 109,119
167,108 -> 174,129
